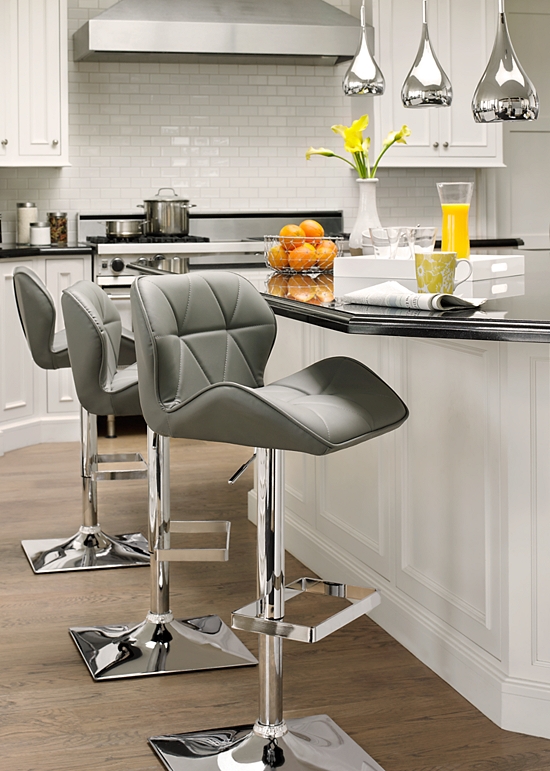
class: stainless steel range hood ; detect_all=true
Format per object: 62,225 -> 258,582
73,0 -> 363,65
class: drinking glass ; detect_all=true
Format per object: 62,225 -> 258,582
369,227 -> 415,259
437,182 -> 473,260
412,226 -> 437,256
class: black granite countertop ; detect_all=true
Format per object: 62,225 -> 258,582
0,243 -> 92,257
262,251 -> 550,344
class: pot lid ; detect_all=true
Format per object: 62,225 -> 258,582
144,188 -> 190,203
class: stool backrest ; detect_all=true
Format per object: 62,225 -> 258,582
131,272 -> 276,431
13,265 -> 69,370
61,280 -> 124,415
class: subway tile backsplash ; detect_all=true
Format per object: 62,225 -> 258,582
0,0 -> 476,242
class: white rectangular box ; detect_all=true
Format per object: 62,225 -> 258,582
334,253 -> 525,282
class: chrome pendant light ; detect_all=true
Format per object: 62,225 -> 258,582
472,0 -> 538,122
342,0 -> 385,96
401,0 -> 452,108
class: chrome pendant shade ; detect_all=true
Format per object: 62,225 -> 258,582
472,0 -> 538,122
342,0 -> 384,96
401,0 -> 452,108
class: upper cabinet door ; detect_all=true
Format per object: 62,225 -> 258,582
0,1 -> 16,160
0,0 -> 69,167
373,0 -> 503,168
18,0 -> 62,157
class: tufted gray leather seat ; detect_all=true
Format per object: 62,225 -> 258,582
133,271 -> 410,770
13,265 -> 136,371
15,270 -> 149,574
131,272 -> 408,454
62,281 -> 141,417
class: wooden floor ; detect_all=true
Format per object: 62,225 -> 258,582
2,419 -> 550,771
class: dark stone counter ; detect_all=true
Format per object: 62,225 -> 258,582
262,251 -> 550,344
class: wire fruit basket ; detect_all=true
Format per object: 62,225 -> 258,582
264,235 -> 343,274
265,272 -> 335,305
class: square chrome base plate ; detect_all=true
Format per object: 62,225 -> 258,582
70,614 -> 257,680
21,530 -> 150,573
149,714 -> 385,771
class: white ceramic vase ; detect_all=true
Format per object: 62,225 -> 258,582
349,178 -> 381,255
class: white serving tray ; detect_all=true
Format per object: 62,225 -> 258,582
334,253 -> 525,281
333,273 -> 525,301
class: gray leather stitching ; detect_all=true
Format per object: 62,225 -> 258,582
176,336 -> 186,401
228,280 -> 241,327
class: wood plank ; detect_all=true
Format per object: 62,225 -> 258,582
1,419 -> 549,771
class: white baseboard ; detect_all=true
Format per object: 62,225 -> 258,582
247,489 -> 550,740
0,414 -> 80,456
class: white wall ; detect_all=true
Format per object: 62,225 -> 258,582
0,0 -> 476,242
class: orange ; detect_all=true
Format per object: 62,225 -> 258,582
287,274 -> 317,303
288,242 -> 317,272
316,239 -> 338,271
279,224 -> 305,251
314,274 -> 334,303
267,273 -> 289,297
267,243 -> 289,270
299,219 -> 324,245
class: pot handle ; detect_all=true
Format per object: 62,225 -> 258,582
157,187 -> 177,196
181,203 -> 197,209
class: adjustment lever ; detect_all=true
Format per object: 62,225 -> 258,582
228,452 -> 257,485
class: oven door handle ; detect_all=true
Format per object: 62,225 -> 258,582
104,292 -> 132,300
127,262 -> 172,275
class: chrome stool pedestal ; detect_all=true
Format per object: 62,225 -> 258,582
21,408 -> 149,573
70,430 -> 257,680
149,448 -> 385,771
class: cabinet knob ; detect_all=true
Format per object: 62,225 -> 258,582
52,139 -> 59,146
1,139 -> 7,146
443,142 -> 449,149
433,141 -> 439,149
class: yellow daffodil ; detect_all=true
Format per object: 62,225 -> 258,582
306,115 -> 411,178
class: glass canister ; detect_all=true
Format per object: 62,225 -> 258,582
30,222 -> 51,246
48,211 -> 68,245
16,202 -> 38,245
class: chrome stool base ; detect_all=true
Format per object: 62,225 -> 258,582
149,714 -> 385,771
21,528 -> 149,573
69,613 -> 257,681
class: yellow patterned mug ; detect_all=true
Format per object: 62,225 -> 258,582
415,250 -> 473,294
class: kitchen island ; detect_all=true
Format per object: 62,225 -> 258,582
259,251 -> 550,741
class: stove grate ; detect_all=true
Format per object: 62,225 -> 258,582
87,235 -> 210,245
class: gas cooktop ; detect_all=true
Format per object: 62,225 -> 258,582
87,235 -> 210,245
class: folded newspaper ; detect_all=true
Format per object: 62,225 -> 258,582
337,281 -> 487,312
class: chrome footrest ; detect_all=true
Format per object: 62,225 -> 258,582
94,452 -> 148,481
156,520 -> 231,562
231,577 -> 381,643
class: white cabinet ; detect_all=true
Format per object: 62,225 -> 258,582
373,0 -> 503,167
0,0 -> 69,167
0,256 -> 87,456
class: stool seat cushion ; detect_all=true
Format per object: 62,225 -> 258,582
152,356 -> 407,455
132,273 -> 408,455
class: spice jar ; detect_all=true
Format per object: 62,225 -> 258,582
48,211 -> 68,245
29,222 -> 51,246
16,202 -> 38,245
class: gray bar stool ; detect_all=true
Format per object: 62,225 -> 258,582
13,265 -> 149,573
63,280 -> 257,680
130,271 -> 409,771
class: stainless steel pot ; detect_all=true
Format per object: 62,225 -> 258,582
106,220 -> 145,238
139,188 -> 195,235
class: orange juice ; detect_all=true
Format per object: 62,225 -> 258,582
441,203 -> 470,260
